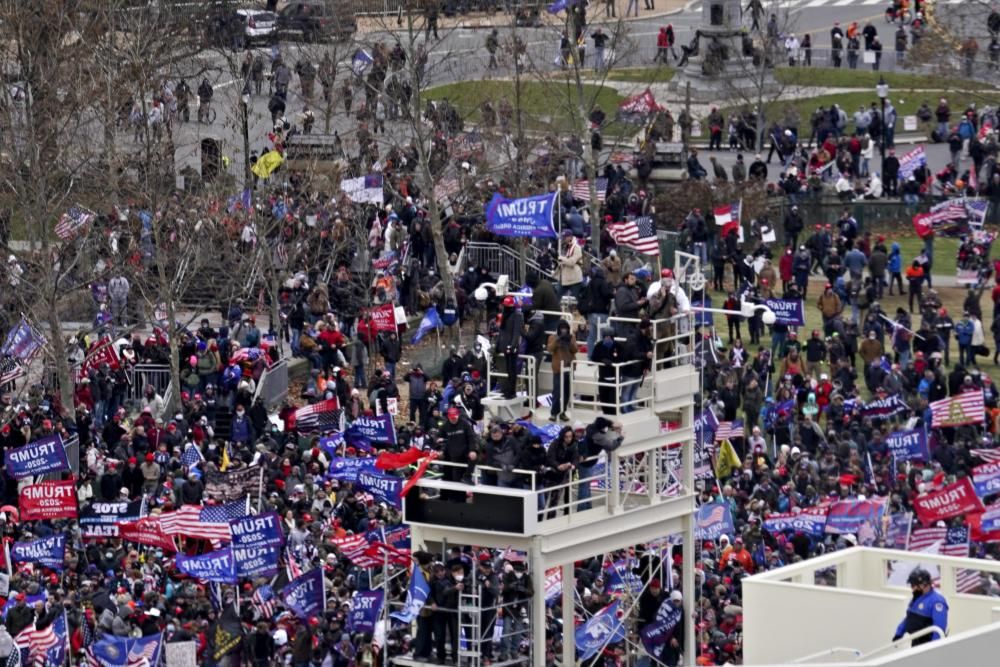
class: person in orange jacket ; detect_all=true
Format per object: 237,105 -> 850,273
720,537 -> 755,573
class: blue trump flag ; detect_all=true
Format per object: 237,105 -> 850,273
233,544 -> 282,578
547,0 -> 583,12
972,462 -> 1000,499
12,534 -> 66,570
319,432 -> 347,457
367,524 -> 411,550
89,633 -> 163,667
229,511 -> 285,548
283,568 -> 326,620
348,590 -> 384,633
485,192 -> 557,238
885,429 -> 929,462
356,468 -> 404,510
639,598 -> 683,657
1,318 -> 46,361
391,564 -> 431,624
762,298 -> 805,326
576,601 -> 626,660
824,500 -> 884,535
327,456 -> 377,483
694,502 -> 735,541
516,419 -> 562,446
5,434 -> 69,479
411,306 -> 443,344
347,415 -> 398,447
604,561 -> 643,595
176,547 -> 237,584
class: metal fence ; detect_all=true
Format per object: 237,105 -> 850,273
463,240 -> 553,287
126,364 -> 172,404
253,358 -> 289,409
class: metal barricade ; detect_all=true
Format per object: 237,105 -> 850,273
253,358 -> 289,409
126,364 -> 171,404
485,354 -> 536,403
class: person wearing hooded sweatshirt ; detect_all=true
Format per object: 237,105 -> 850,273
583,265 -> 614,355
888,242 -> 903,295
590,326 -> 624,414
547,319 -> 578,422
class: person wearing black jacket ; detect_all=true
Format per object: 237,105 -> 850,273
476,557 -> 500,662
431,564 -> 462,664
590,326 -> 624,414
583,266 -> 614,355
884,148 -> 901,196
622,320 -> 654,412
614,272 -> 647,338
545,427 -> 579,518
438,408 -> 478,500
379,330 -> 403,381
496,296 -> 524,399
499,561 -> 534,662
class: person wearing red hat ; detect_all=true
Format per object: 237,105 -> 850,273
439,406 -> 478,500
140,452 -> 161,494
496,294 -> 523,399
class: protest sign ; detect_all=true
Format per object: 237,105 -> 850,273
165,641 -> 198,667
762,298 -> 805,326
370,304 -> 397,332
19,480 -> 77,520
4,435 -> 69,479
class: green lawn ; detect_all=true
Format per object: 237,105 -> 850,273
718,90 -> 994,141
424,80 -> 625,133
604,66 -> 675,83
774,68 -> 992,92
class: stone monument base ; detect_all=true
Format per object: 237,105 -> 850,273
668,57 -> 781,104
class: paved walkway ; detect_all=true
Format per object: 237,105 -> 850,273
355,0 -> 688,33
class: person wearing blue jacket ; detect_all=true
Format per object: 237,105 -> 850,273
887,242 -> 903,295
893,568 -> 948,646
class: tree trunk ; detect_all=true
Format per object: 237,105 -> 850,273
44,304 -> 74,416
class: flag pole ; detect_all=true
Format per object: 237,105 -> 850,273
257,467 -> 264,513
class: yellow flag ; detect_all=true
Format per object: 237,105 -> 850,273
715,439 -> 742,480
220,443 -> 231,472
251,150 -> 284,178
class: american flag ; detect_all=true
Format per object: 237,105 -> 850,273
333,534 -> 382,569
294,399 -> 343,433
180,443 -> 204,468
159,500 -> 248,542
54,205 -> 96,240
208,582 -> 223,612
286,546 -> 303,579
972,449 -> 1000,464
434,178 -> 461,202
571,178 -> 608,202
81,618 -> 96,649
930,391 -> 985,427
607,216 -> 660,256
0,357 -> 25,386
252,584 -> 278,619
12,618 -> 61,667
942,526 -> 981,593
907,525 -> 946,551
714,420 -> 745,442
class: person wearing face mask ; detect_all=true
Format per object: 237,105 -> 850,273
499,560 -> 533,662
893,567 -> 948,646
431,563 -> 464,664
230,404 -> 255,447
496,296 -> 524,399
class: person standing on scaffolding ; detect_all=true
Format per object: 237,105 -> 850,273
476,553 -> 500,662
499,558 -> 534,662
496,295 -> 524,399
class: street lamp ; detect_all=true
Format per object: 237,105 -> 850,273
876,76 -> 889,181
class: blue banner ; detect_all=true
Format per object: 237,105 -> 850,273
694,502 -> 735,541
283,568 -> 325,620
411,306 -> 443,344
1,592 -> 46,618
973,463 -> 1000,499
824,500 -> 884,535
319,432 -> 346,457
693,410 -> 719,444
762,298 -> 805,326
176,547 -> 237,584
348,590 -> 384,633
862,394 -> 910,419
885,429 -> 929,462
356,469 -> 403,510
639,599 -> 683,658
347,415 -> 398,446
327,456 -> 377,482
1,318 -> 45,361
12,534 -> 65,570
366,525 -> 411,550
233,544 -> 282,578
229,511 -> 285,548
691,299 -> 714,328
981,504 -> 1000,532
4,434 -> 69,479
485,192 -> 557,238
390,565 -> 431,623
762,508 -> 828,537
885,513 -> 912,549
605,560 -> 643,595
88,633 -> 163,667
576,601 -> 626,660
516,420 -> 562,445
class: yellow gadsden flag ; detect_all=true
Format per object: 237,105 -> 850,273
715,439 -> 742,480
251,150 -> 284,178
220,442 -> 231,472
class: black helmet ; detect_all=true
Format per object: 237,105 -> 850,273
907,567 -> 932,586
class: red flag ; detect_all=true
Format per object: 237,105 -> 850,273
376,447 -> 427,471
400,452 -> 439,499
913,478 -> 984,525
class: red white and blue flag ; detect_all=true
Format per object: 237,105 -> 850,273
930,391 -> 985,427
608,216 -> 659,255
293,399 -> 343,433
54,206 -> 95,240
572,178 -> 608,202
714,420 -> 744,441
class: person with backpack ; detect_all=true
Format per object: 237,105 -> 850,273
575,416 -> 623,511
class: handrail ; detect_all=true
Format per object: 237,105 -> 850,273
860,626 -> 948,661
790,647 -> 862,664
